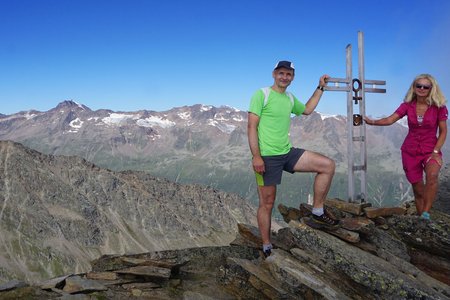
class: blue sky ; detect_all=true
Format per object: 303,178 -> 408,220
1,0 -> 449,117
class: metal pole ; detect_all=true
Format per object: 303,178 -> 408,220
358,31 -> 367,202
346,44 -> 354,202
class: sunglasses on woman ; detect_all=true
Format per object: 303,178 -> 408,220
415,84 -> 431,90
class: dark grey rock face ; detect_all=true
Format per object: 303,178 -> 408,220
0,141 -> 257,283
2,214 -> 449,299
436,164 -> 450,214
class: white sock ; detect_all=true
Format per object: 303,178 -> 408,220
263,243 -> 273,252
312,207 -> 324,216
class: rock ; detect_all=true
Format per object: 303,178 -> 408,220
2,206 -> 450,299
85,271 -> 118,281
121,282 -> 161,290
265,249 -> 352,299
409,248 -> 450,286
62,275 -> 108,294
40,274 -> 71,290
285,220 -> 450,299
115,265 -> 172,279
120,256 -> 179,268
388,215 -> 450,258
363,225 -> 411,262
182,291 -> 218,300
325,198 -> 371,215
340,216 -> 375,235
302,217 -> 360,243
364,206 -> 407,218
231,223 -> 263,248
436,164 -> 450,214
219,257 -> 290,299
277,203 -> 302,223
0,280 -> 28,292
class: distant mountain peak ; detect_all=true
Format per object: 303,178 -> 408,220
54,100 -> 91,112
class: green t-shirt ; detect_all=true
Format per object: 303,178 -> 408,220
249,88 -> 306,156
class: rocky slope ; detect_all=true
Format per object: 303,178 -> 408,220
1,200 -> 449,299
0,140 -> 257,283
436,163 -> 450,215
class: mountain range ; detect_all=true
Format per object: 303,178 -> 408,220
1,100 -> 448,209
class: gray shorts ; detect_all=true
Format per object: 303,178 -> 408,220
255,147 -> 305,186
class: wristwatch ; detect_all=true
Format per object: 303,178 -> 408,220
433,149 -> 439,154
317,86 -> 324,91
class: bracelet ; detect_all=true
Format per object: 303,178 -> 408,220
317,85 -> 324,91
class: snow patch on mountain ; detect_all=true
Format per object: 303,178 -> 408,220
200,105 -> 212,112
24,112 -> 39,120
101,113 -> 176,128
178,111 -> 191,120
102,113 -> 138,125
208,120 -> 236,134
0,112 -> 39,122
220,105 -> 241,113
318,112 -> 340,121
75,101 -> 86,110
214,115 -> 230,122
232,115 -> 245,122
137,116 -> 175,128
68,118 -> 83,133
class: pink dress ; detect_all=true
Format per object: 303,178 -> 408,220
395,101 -> 448,183
395,101 -> 448,155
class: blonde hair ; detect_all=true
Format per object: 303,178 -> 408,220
404,73 -> 447,107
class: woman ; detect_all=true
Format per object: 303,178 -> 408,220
364,74 -> 447,220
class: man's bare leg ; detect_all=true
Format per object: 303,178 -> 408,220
293,151 -> 335,208
293,151 -> 338,229
257,185 -> 276,246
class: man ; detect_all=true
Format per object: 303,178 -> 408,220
247,60 -> 339,258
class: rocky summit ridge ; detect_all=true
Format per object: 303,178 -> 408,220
1,199 -> 449,299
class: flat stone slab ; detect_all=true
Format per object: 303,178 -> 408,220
115,265 -> 172,279
40,275 -> 71,290
86,271 -> 118,281
121,257 -> 179,269
340,217 -> 375,235
364,207 -> 406,218
122,281 -> 162,290
0,280 -> 28,292
325,198 -> 371,216
301,218 -> 360,243
278,204 -> 302,222
63,275 -> 108,294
